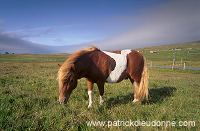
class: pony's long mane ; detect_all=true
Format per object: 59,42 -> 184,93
58,46 -> 100,88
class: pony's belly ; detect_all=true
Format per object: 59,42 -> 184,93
105,72 -> 128,83
103,50 -> 131,83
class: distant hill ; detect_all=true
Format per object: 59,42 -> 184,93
136,41 -> 200,67
136,41 -> 200,52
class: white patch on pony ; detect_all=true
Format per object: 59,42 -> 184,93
133,99 -> 139,103
100,95 -> 105,104
88,90 -> 94,108
103,50 -> 131,83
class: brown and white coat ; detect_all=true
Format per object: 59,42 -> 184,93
58,46 -> 149,107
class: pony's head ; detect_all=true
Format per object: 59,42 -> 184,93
57,46 -> 100,104
58,64 -> 77,104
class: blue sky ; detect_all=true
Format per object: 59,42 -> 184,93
0,0 -> 200,53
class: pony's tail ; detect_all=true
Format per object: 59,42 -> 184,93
134,57 -> 149,102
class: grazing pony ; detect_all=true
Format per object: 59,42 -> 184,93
58,46 -> 148,107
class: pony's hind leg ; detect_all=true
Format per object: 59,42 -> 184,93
129,78 -> 142,104
86,79 -> 94,108
132,82 -> 142,104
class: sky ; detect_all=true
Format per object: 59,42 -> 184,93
0,0 -> 200,54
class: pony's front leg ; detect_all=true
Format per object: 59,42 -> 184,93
100,94 -> 105,104
97,82 -> 105,104
86,79 -> 94,108
88,90 -> 93,108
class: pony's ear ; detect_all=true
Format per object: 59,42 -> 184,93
70,64 -> 75,71
69,74 -> 74,82
69,64 -> 75,81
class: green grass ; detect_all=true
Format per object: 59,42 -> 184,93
0,44 -> 200,130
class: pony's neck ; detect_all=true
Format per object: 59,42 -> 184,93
74,55 -> 90,79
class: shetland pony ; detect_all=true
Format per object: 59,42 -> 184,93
58,46 -> 148,107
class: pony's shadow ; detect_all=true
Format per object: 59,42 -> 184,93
105,87 -> 177,109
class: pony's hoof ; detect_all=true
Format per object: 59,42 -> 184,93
88,104 -> 92,108
132,99 -> 141,104
100,100 -> 105,104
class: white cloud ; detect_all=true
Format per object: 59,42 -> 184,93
0,30 -> 85,54
95,0 -> 200,50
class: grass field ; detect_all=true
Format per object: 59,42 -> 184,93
137,41 -> 200,67
0,42 -> 200,130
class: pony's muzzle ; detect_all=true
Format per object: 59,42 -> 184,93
59,97 -> 68,104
